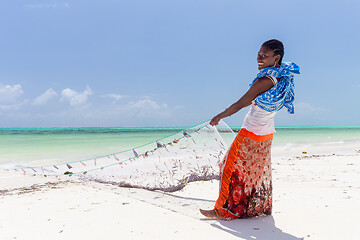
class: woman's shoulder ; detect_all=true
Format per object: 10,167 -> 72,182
263,75 -> 278,85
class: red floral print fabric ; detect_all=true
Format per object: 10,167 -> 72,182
214,128 -> 273,220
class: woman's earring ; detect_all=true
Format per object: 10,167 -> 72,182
273,61 -> 277,67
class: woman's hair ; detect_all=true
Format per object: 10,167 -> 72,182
262,39 -> 284,65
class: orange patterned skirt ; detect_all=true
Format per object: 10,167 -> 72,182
214,128 -> 273,220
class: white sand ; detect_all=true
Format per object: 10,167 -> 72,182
1,142 -> 359,240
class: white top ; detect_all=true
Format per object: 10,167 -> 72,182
242,75 -> 278,136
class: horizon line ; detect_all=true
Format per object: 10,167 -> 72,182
1,125 -> 360,130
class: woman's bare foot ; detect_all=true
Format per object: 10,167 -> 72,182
199,209 -> 222,219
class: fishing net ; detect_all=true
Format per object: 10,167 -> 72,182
18,120 -> 235,192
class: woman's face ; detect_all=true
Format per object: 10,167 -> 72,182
257,46 -> 280,70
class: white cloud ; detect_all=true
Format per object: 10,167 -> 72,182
129,98 -> 163,110
0,83 -> 28,110
32,88 -> 57,106
74,97 -> 170,122
102,95 -> 169,115
0,100 -> 28,111
174,105 -> 184,109
103,93 -> 126,103
61,86 -> 93,106
0,83 -> 24,104
125,98 -> 169,118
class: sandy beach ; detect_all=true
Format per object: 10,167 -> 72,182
1,141 -> 359,240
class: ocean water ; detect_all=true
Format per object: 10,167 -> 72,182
1,126 -> 360,167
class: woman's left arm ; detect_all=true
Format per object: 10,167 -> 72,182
210,77 -> 274,126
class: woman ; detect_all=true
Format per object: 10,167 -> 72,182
200,39 -> 300,220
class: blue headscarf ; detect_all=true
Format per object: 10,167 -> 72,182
250,62 -> 300,114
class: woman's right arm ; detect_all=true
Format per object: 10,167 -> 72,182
210,76 -> 275,126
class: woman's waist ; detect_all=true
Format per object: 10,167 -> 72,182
244,104 -> 276,124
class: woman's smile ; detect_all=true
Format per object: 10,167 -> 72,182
257,46 -> 280,70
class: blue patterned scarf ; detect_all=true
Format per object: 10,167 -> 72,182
250,62 -> 300,114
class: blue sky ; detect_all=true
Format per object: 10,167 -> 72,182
0,0 -> 359,127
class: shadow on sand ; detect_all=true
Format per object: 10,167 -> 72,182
207,215 -> 303,240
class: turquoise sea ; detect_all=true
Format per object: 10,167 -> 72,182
1,126 -> 360,167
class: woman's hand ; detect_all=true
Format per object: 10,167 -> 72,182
210,115 -> 221,126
